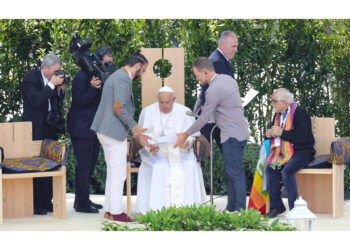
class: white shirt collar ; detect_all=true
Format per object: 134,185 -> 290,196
217,48 -> 229,61
209,74 -> 217,84
125,68 -> 133,81
40,68 -> 49,85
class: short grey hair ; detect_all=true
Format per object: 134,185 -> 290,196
274,88 -> 294,104
41,53 -> 62,68
218,31 -> 237,44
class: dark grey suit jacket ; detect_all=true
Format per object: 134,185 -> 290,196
91,68 -> 137,141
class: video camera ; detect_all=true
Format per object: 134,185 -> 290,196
69,35 -> 116,84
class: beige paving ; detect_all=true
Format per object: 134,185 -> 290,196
0,194 -> 349,231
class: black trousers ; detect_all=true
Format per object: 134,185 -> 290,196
33,123 -> 58,211
71,135 -> 100,207
200,123 -> 222,152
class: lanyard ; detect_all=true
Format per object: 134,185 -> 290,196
279,106 -> 290,129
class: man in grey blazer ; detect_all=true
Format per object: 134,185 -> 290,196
91,52 -> 150,222
194,31 -> 238,152
175,57 -> 249,213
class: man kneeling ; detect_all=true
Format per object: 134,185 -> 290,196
136,86 -> 207,214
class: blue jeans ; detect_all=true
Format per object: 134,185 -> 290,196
222,137 -> 247,212
266,151 -> 313,210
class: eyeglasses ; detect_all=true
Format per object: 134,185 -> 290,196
271,99 -> 281,103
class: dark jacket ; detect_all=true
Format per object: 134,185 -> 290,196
67,70 -> 102,139
21,67 -> 59,140
279,106 -> 315,154
209,48 -> 235,78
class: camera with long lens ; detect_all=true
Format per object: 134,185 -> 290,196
55,70 -> 70,86
69,35 -> 116,85
45,70 -> 67,132
45,91 -> 65,132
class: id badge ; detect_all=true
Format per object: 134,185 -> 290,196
274,137 -> 281,147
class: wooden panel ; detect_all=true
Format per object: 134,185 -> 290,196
126,162 -> 132,217
0,122 -> 33,158
333,164 -> 346,218
0,169 -> 2,224
297,169 -> 332,175
311,117 -> 335,156
30,140 -> 43,157
0,122 -> 14,158
13,122 -> 32,157
3,178 -> 33,218
164,48 -> 185,105
53,166 -> 66,219
141,48 -> 163,108
296,173 -> 332,213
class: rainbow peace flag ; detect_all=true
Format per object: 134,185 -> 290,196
248,140 -> 270,215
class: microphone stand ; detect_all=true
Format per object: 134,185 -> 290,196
209,124 -> 217,205
186,110 -> 216,205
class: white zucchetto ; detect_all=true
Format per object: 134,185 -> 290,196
158,86 -> 175,94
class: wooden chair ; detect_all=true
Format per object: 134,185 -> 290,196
0,122 -> 66,223
126,48 -> 185,217
295,117 -> 347,218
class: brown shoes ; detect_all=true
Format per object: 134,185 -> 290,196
104,212 -> 133,222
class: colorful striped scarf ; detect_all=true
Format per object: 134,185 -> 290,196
265,102 -> 297,170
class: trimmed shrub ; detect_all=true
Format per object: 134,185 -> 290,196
102,205 -> 296,231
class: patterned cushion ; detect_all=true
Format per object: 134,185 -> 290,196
308,154 -> 332,169
1,156 -> 61,173
127,136 -> 139,162
193,135 -> 210,162
1,139 -> 66,173
40,139 -> 67,164
330,137 -> 350,165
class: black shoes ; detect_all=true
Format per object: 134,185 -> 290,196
264,206 -> 286,218
34,208 -> 48,215
90,201 -> 103,209
74,200 -> 103,210
34,202 -> 53,215
47,202 -> 53,212
75,204 -> 99,213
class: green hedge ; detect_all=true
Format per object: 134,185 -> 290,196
102,205 -> 296,231
1,19 -> 349,193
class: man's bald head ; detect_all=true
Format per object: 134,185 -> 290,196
218,31 -> 238,60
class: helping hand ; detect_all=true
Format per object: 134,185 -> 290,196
150,145 -> 160,153
179,141 -> 189,149
136,134 -> 152,148
133,125 -> 147,135
173,132 -> 189,148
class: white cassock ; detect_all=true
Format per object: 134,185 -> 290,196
136,102 -> 207,214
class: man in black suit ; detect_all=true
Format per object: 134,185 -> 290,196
67,46 -> 114,213
21,53 -> 65,215
194,31 -> 238,151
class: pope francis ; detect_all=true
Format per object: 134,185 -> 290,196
136,86 -> 207,214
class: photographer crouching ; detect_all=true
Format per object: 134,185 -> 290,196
21,53 -> 68,215
67,46 -> 114,213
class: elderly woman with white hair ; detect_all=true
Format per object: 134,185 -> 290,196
264,88 -> 315,218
